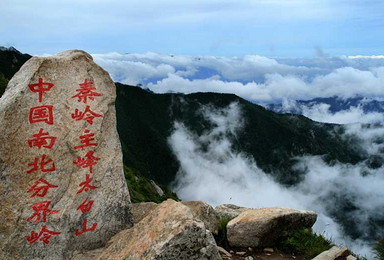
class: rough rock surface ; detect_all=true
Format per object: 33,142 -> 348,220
215,204 -> 251,220
227,207 -> 317,247
0,50 -> 133,260
131,202 -> 158,224
312,246 -> 349,260
97,199 -> 222,260
217,246 -> 232,257
181,201 -> 219,235
149,179 -> 164,197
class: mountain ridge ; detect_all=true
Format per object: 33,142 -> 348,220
1,47 -> 382,245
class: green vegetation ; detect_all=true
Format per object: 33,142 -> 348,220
0,73 -> 8,97
0,47 -> 31,80
374,239 -> 384,260
124,165 -> 178,203
214,217 -> 231,249
278,228 -> 333,259
0,46 -> 31,98
115,83 -> 365,187
114,84 -> 369,239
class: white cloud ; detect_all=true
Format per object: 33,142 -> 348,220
169,102 -> 382,258
279,100 -> 384,125
92,52 -> 384,103
93,53 -> 176,85
348,55 -> 384,59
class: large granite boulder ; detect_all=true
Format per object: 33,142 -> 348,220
0,50 -> 133,260
215,204 -> 251,221
312,246 -> 350,260
97,199 -> 222,260
181,201 -> 219,235
227,207 -> 317,248
132,201 -> 219,235
131,202 -> 158,224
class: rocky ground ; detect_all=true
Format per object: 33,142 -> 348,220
217,246 -> 306,260
126,200 -> 356,260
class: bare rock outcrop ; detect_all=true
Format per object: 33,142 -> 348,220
0,50 -> 133,260
215,204 -> 251,220
312,246 -> 350,260
131,202 -> 158,224
149,180 -> 165,197
97,199 -> 222,260
181,201 -> 219,235
227,207 -> 317,248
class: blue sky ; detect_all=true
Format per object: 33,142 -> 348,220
1,0 -> 384,57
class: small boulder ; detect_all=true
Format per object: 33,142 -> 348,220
215,204 -> 250,220
181,201 -> 219,235
97,199 -> 222,260
131,202 -> 158,224
312,246 -> 349,260
149,180 -> 164,197
263,248 -> 274,253
227,207 -> 317,248
217,246 -> 232,257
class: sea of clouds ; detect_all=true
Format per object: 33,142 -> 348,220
93,52 -> 384,103
92,52 -> 384,258
169,103 -> 383,259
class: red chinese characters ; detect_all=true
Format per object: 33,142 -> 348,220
73,151 -> 100,174
71,106 -> 102,125
26,77 -> 60,245
72,79 -> 103,236
75,219 -> 97,236
29,78 -> 54,103
28,128 -> 56,149
72,79 -> 103,104
77,174 -> 98,194
27,154 -> 56,174
27,201 -> 59,224
75,198 -> 97,236
77,198 -> 94,214
74,130 -> 98,149
27,226 -> 61,245
29,105 -> 54,125
27,178 -> 58,198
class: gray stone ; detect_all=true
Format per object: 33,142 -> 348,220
131,202 -> 158,224
215,204 -> 250,220
181,200 -> 219,235
217,246 -> 232,257
312,246 -> 349,260
149,179 -> 164,197
97,199 -> 222,260
227,207 -> 317,248
0,50 -> 133,260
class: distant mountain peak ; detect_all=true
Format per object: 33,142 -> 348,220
267,95 -> 384,115
0,46 -> 22,54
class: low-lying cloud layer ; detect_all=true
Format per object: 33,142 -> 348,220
278,100 -> 384,124
169,103 -> 384,258
93,51 -> 384,257
93,52 -> 384,102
